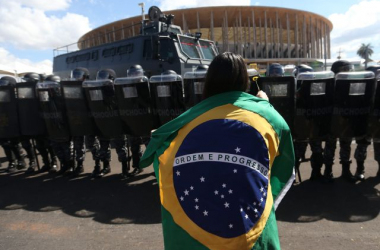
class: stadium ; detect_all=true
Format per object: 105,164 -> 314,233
74,5 -> 333,67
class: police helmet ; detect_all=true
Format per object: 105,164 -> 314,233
127,65 -> 144,77
162,70 -> 177,75
71,67 -> 90,81
45,75 -> 61,83
365,65 -> 380,75
22,72 -> 40,83
38,73 -> 47,82
294,64 -> 313,77
331,60 -> 353,74
96,69 -> 116,81
0,76 -> 17,85
268,63 -> 284,77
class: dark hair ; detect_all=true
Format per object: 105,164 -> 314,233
203,52 -> 248,98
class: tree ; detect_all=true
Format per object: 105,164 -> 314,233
357,43 -> 374,69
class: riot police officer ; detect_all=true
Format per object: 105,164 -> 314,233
0,75 -> 29,172
21,72 -> 58,173
293,65 -> 327,181
37,74 -> 74,175
125,64 -> 148,176
267,63 -> 285,77
331,60 -> 370,181
66,68 -> 91,175
91,69 -> 124,178
65,67 -> 106,177
293,64 -> 313,77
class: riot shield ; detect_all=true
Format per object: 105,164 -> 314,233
257,76 -> 296,132
149,73 -> 186,128
82,79 -> 124,138
368,76 -> 380,139
61,80 -> 97,136
114,76 -> 153,136
0,79 -> 20,138
36,81 -> 70,140
294,71 -> 335,140
247,68 -> 260,96
17,81 -> 46,136
331,71 -> 375,138
183,68 -> 207,109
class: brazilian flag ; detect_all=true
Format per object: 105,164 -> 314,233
140,91 -> 295,250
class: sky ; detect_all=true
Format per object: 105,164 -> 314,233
0,0 -> 379,74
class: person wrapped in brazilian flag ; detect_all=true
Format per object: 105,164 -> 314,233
140,52 -> 295,250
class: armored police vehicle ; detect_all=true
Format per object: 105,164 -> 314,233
53,6 -> 218,79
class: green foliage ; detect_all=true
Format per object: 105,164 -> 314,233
357,43 -> 374,68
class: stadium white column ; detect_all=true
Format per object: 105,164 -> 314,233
286,13 -> 290,58
252,10 -> 256,58
264,11 -> 268,58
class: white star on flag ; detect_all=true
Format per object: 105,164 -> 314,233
203,210 -> 208,216
233,169 -> 237,173
184,190 -> 189,195
190,186 -> 194,190
195,198 -> 199,202
214,190 -> 219,195
245,214 -> 249,219
200,177 -> 205,182
195,205 -> 199,210
176,171 -> 180,176
229,224 -> 233,229
222,183 -> 226,188
221,195 -> 225,199
228,189 -> 233,194
235,147 -> 241,153
224,202 -> 230,208
180,196 -> 184,201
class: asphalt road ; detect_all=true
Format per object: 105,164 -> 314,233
0,142 -> 379,250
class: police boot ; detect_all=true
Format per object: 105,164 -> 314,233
310,167 -> 322,181
49,157 -> 58,173
57,161 -> 71,175
131,167 -> 143,176
121,161 -> 130,178
341,162 -> 356,182
91,160 -> 101,178
65,160 -> 75,175
6,162 -> 17,173
73,160 -> 84,175
25,160 -> 37,174
309,154 -> 323,181
131,157 -> 143,176
354,160 -> 365,181
40,154 -> 51,173
99,161 -> 111,177
57,162 -> 67,175
16,157 -> 27,170
322,164 -> 334,183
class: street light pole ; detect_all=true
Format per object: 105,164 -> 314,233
138,3 -> 145,21
138,2 -> 145,35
